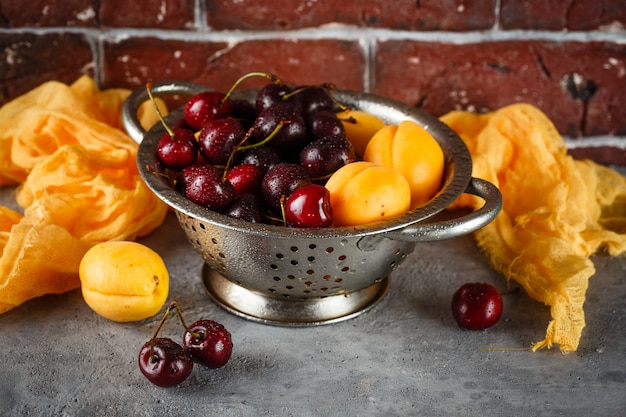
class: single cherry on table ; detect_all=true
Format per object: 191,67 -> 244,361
451,282 -> 503,330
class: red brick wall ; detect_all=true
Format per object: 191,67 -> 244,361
1,0 -> 625,164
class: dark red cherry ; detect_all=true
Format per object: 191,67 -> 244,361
238,146 -> 282,174
184,91 -> 233,130
222,193 -> 262,223
306,110 -> 345,141
252,103 -> 307,150
230,98 -> 257,124
226,163 -> 264,196
451,282 -> 503,330
138,338 -> 193,388
284,184 -> 333,228
261,162 -> 312,213
183,319 -> 233,369
156,128 -> 199,171
181,164 -> 235,211
255,83 -> 297,113
299,134 -> 356,178
197,118 -> 246,166
296,85 -> 335,116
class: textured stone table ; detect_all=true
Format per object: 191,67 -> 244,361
1,186 -> 625,417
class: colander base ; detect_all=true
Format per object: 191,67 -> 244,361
201,264 -> 390,326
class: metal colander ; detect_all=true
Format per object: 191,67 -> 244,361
122,81 -> 502,326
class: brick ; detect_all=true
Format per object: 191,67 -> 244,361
535,41 -> 626,137
567,0 -> 626,31
102,37 -> 366,93
372,40 -> 626,137
568,147 -> 626,166
0,0 -> 98,27
0,32 -> 93,106
99,0 -> 195,29
500,0 -> 568,30
205,0 -> 496,31
500,0 -> 626,30
0,0 -> 195,29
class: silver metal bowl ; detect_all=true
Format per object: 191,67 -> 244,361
122,81 -> 502,326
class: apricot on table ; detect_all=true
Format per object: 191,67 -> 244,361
79,241 -> 169,322
325,161 -> 411,226
364,120 -> 445,209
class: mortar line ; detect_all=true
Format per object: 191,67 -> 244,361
1,26 -> 624,44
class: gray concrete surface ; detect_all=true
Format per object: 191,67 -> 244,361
1,188 -> 625,417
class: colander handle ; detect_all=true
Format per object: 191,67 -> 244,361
121,81 -> 209,144
384,177 -> 502,242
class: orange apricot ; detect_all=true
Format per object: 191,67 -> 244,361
325,161 -> 411,226
79,241 -> 169,322
339,110 -> 386,158
363,120 -> 444,209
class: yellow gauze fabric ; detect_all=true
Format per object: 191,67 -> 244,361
0,76 -> 168,314
441,103 -> 626,353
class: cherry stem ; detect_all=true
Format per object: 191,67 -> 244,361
220,120 -> 288,181
170,302 -> 203,340
281,82 -> 349,111
220,126 -> 256,182
145,82 -> 175,138
221,71 -> 282,104
148,300 -> 178,361
145,164 -> 178,187
336,115 -> 357,124
312,173 -> 333,182
321,83 -> 350,112
279,195 -> 287,226
261,212 -> 284,224
237,120 -> 288,151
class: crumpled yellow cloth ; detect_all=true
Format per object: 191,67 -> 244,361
441,103 -> 626,353
0,76 -> 168,314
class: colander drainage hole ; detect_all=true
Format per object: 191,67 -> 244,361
290,246 -> 298,252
